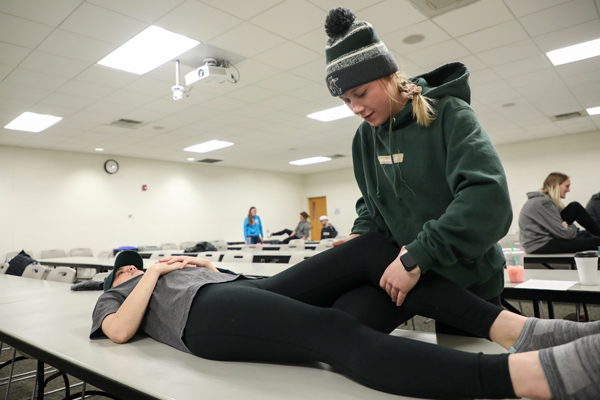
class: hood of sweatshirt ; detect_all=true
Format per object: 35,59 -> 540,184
591,192 -> 600,201
370,62 -> 471,199
527,191 -> 547,200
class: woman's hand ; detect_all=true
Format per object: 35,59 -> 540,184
379,247 -> 421,306
332,233 -> 360,247
158,256 -> 218,272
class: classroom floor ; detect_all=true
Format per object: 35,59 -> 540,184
2,301 -> 598,400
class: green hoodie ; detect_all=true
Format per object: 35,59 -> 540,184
351,62 -> 512,299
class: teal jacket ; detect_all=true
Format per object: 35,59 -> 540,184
351,62 -> 512,299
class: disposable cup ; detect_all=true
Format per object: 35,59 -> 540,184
504,249 -> 525,283
574,251 -> 599,286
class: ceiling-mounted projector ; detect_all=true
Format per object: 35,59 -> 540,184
185,58 -> 229,86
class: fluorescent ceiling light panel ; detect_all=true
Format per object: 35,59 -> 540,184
587,106 -> 600,116
307,105 -> 355,122
98,26 -> 200,75
546,37 -> 600,66
184,140 -> 233,153
289,156 -> 332,166
4,112 -> 62,132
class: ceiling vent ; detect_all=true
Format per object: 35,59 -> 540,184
196,158 -> 222,164
407,0 -> 481,18
109,118 -> 143,128
550,111 -> 583,121
329,154 -> 346,159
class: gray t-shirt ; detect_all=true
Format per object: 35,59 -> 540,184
90,268 -> 240,353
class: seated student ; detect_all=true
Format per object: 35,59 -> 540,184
92,233 -> 600,400
519,172 -> 600,253
319,215 -> 337,240
270,211 -> 311,244
586,192 -> 600,227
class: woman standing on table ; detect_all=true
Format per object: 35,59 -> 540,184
92,235 -> 600,400
519,172 -> 600,254
323,7 -> 512,334
244,206 -> 264,244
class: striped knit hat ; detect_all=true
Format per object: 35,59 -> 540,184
324,7 -> 398,96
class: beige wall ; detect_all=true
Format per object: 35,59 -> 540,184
0,146 -> 305,259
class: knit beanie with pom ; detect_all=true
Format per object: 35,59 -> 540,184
324,7 -> 398,96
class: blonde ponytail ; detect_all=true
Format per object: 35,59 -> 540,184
380,72 -> 436,127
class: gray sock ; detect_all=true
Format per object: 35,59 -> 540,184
510,318 -> 600,353
539,334 -> 600,400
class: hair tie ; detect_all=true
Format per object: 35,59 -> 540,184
406,84 -> 422,99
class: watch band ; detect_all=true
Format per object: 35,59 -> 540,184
400,251 -> 418,272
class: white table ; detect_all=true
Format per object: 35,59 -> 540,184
0,274 -> 514,400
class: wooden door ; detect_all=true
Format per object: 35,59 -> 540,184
308,196 -> 327,240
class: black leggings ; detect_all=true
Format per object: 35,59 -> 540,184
182,232 -> 515,399
271,228 -> 300,244
533,202 -> 600,254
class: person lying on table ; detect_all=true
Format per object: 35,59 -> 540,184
91,233 -> 600,400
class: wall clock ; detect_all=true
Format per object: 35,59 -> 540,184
104,159 -> 119,174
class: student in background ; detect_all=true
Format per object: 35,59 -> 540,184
586,192 -> 600,227
244,206 -> 264,244
323,7 -> 512,335
271,212 -> 311,244
519,172 -> 600,253
319,216 -> 337,240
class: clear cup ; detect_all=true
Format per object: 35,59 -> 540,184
504,249 -> 525,283
574,251 -> 599,286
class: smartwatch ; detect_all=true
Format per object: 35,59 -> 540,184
400,251 -> 418,272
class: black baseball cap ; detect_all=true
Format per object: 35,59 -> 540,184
103,250 -> 144,291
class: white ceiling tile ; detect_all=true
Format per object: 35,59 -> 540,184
525,122 -> 565,137
4,68 -> 69,91
0,65 -> 12,81
505,68 -> 562,89
87,0 -> 185,23
84,101 -> 134,117
37,29 -> 116,64
233,59 -> 283,84
555,116 -> 596,134
0,12 -> 54,48
289,58 -> 326,84
0,82 -> 50,102
249,0 -> 323,40
403,40 -> 470,70
348,0 -> 428,37
156,0 -> 242,42
382,20 -> 452,55
535,96 -> 582,117
292,27 -> 327,54
519,0 -> 597,37
457,20 -> 529,54
120,108 -> 169,125
491,55 -> 553,79
58,3 -> 147,45
472,80 -> 514,97
253,41 -> 321,70
124,77 -> 173,97
0,0 -> 81,26
28,103 -> 78,119
306,0 -> 380,13
554,55 -> 600,78
432,0 -> 513,37
69,110 -> 115,124
476,40 -> 542,68
255,72 -> 316,94
211,23 -> 286,58
101,90 -> 156,108
200,0 -> 284,20
0,97 -> 34,114
503,0 -> 570,18
19,50 -> 90,79
225,85 -> 279,102
76,65 -> 140,88
290,82 -> 329,101
562,68 -> 600,87
469,69 -> 502,86
533,20 -> 600,53
142,98 -> 195,114
0,42 -> 32,66
56,80 -> 117,100
41,92 -> 96,110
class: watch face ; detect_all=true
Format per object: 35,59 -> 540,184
104,159 -> 119,174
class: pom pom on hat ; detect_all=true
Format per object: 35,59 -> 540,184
323,8 -> 398,96
324,7 -> 356,38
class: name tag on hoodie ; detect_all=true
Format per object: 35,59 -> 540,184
378,153 -> 404,164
